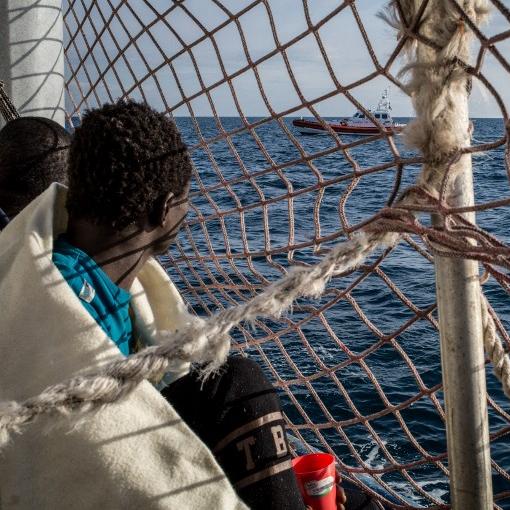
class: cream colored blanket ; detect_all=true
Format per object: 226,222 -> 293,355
0,184 -> 247,510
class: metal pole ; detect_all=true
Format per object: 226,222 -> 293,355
0,0 -> 65,128
434,159 -> 493,508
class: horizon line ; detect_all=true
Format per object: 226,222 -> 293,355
168,115 -> 504,120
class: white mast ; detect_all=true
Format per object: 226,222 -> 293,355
0,0 -> 65,128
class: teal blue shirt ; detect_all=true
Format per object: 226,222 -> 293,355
52,236 -> 133,356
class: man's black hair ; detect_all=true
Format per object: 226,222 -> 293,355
67,100 -> 192,231
0,117 -> 71,217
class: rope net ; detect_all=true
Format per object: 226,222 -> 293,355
63,0 -> 510,507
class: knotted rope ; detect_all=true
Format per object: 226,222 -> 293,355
1,0 -> 509,449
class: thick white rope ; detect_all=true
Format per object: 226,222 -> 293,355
481,296 -> 510,397
0,0 -> 509,447
0,231 -> 396,447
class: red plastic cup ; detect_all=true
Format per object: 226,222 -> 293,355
292,453 -> 337,510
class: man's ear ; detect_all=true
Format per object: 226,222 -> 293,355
149,191 -> 174,228
159,191 -> 175,227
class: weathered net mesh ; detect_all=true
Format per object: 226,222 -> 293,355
63,1 -> 510,507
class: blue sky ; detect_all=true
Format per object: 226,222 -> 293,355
66,0 -> 510,118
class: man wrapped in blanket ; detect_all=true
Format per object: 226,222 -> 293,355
0,101 -> 346,509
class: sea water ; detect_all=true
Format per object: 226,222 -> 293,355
163,117 -> 510,507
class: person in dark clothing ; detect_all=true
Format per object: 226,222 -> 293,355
164,356 -> 307,510
166,355 -> 382,510
0,116 -> 71,226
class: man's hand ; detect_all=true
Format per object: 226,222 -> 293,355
305,475 -> 346,510
336,485 -> 347,510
